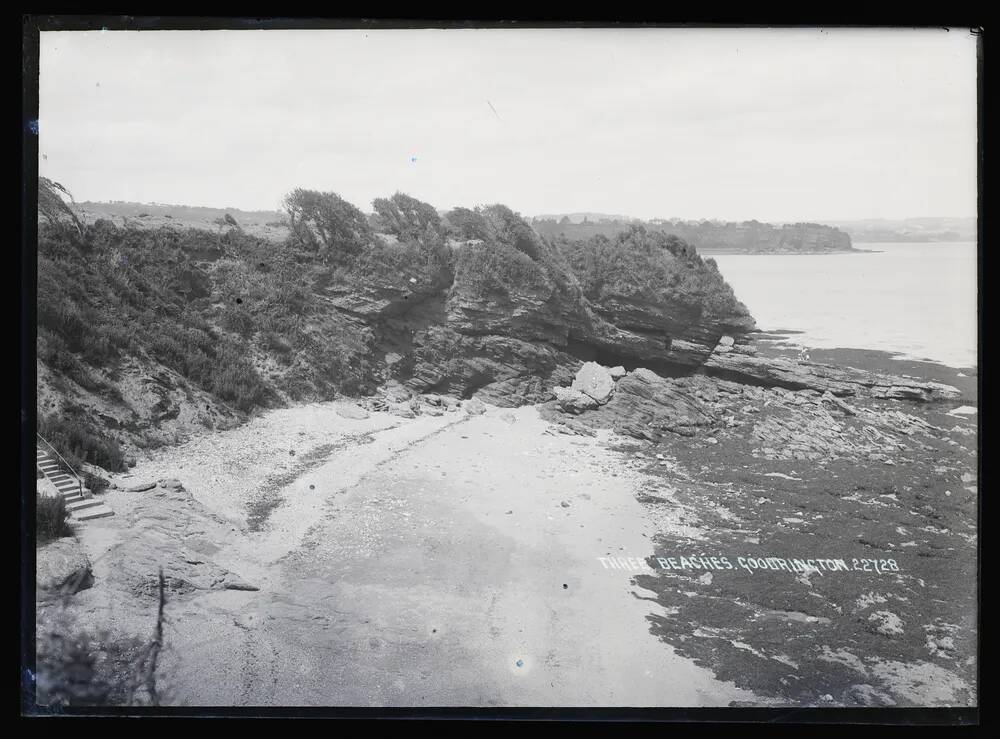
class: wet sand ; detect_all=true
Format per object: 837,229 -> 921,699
62,403 -> 761,707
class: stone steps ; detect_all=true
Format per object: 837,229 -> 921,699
71,505 -> 115,521
66,498 -> 105,513
36,445 -> 114,521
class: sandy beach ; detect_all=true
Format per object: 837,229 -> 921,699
48,401 -> 762,707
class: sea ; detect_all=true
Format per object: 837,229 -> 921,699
710,242 -> 978,370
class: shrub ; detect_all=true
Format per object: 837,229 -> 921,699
344,237 -> 453,289
36,620 -> 158,706
282,188 -> 373,258
560,225 -> 748,319
372,192 -> 442,242
453,241 -> 550,298
38,415 -> 126,473
37,494 -> 72,545
38,177 -> 83,240
83,471 -> 110,496
444,207 -> 490,241
479,204 -> 544,261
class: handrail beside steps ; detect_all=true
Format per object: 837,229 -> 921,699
36,432 -> 87,499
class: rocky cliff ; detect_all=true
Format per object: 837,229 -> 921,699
38,187 -> 950,470
349,206 -> 756,405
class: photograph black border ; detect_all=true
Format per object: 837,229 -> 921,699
19,14 -> 985,725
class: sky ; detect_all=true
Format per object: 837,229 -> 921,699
37,27 -> 979,222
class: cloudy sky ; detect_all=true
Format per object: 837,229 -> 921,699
38,27 -> 978,221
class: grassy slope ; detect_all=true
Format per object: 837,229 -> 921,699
36,221 -> 374,470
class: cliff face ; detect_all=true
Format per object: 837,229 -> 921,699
363,212 -> 756,404
37,191 -> 756,463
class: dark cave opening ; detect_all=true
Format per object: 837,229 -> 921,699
563,339 -> 694,379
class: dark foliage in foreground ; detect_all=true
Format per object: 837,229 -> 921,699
36,494 -> 72,545
35,628 -> 147,706
35,573 -> 168,707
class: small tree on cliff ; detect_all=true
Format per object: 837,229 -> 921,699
478,204 -> 543,261
282,189 -> 373,259
371,192 -> 442,243
38,177 -> 84,240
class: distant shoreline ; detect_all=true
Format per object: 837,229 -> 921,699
701,248 -> 877,256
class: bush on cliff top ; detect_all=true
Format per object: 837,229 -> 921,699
372,192 -> 443,243
283,188 -> 374,258
559,225 -> 749,319
448,204 -> 583,303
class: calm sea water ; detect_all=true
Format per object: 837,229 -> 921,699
710,242 -> 978,369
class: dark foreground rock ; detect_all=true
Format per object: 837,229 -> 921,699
620,384 -> 978,706
542,344 -> 978,707
704,351 -> 960,401
542,356 -> 961,456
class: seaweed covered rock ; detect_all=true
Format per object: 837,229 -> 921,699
704,351 -> 961,401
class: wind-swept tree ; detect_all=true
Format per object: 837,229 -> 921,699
479,204 -> 543,261
38,177 -> 83,239
282,188 -> 373,258
371,192 -> 442,243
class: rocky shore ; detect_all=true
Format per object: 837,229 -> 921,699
536,345 -> 977,706
35,337 -> 977,707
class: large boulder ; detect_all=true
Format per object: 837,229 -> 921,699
571,362 -> 616,404
554,386 -> 600,414
545,368 -> 717,439
37,539 -> 94,598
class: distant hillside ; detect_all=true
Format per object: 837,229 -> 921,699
531,212 -> 638,224
75,201 -> 290,241
531,216 -> 855,254
821,217 -> 977,243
